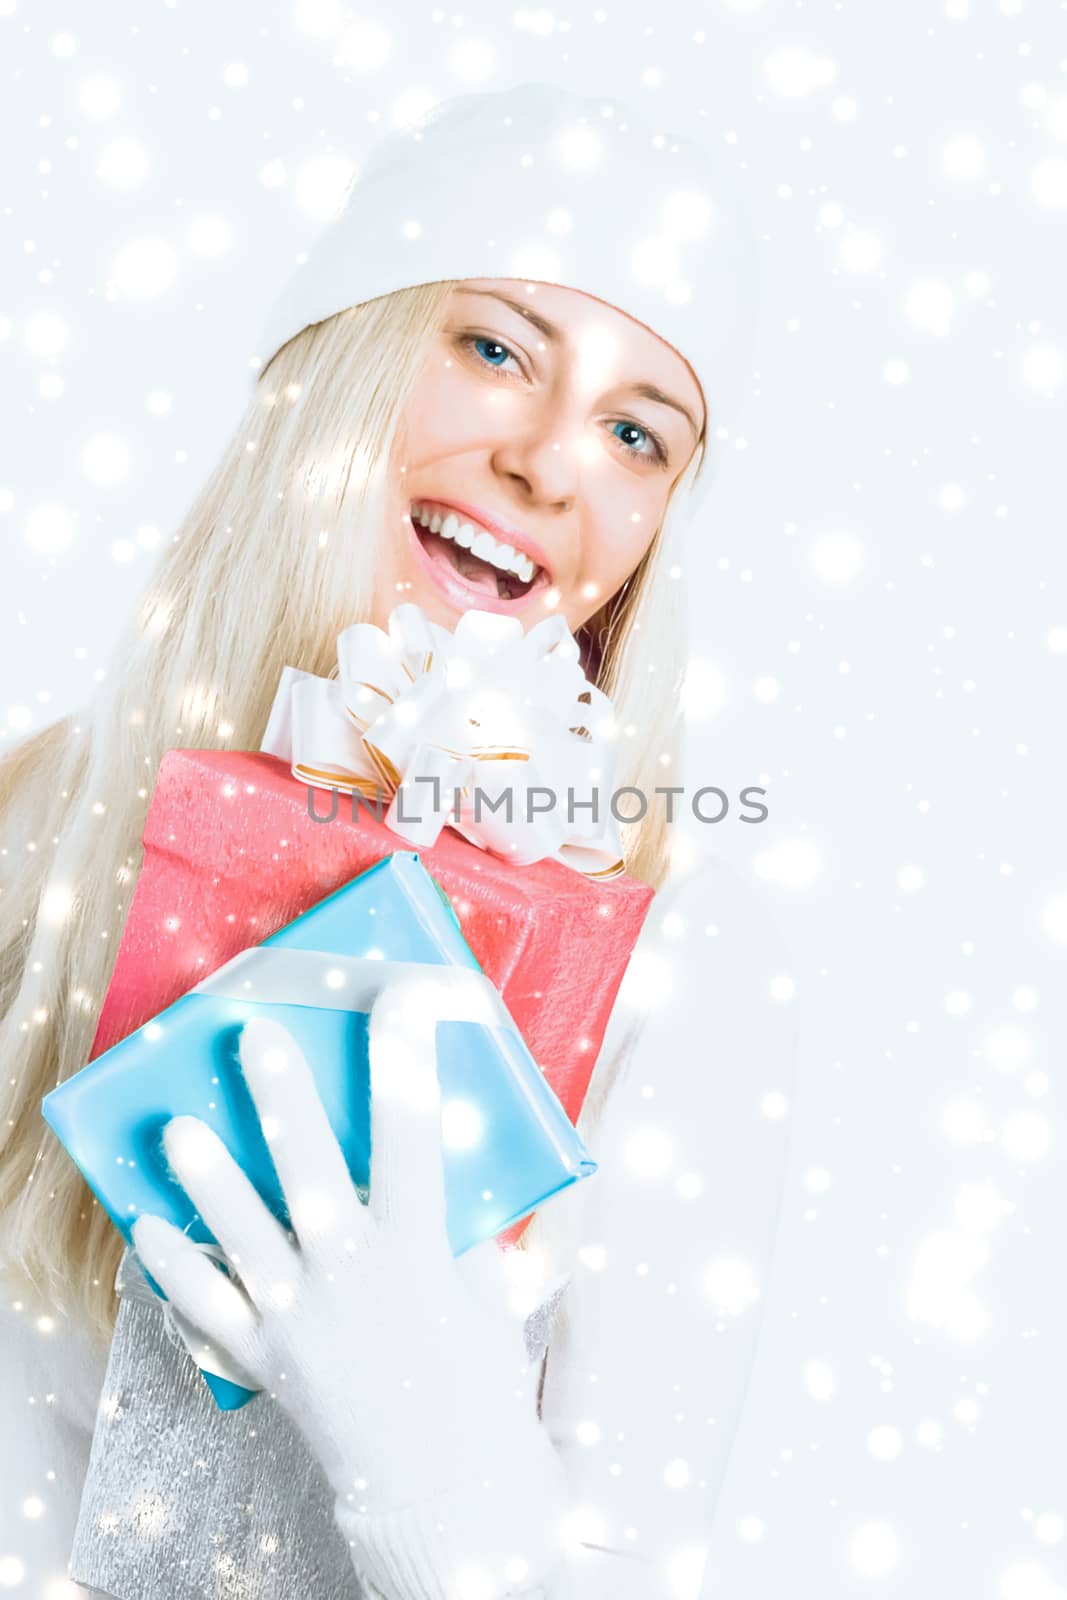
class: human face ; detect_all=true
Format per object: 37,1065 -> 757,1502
373,279 -> 705,637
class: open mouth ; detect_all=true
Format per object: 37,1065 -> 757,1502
409,500 -> 549,606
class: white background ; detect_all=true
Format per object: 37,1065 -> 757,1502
2,1 -> 1065,1596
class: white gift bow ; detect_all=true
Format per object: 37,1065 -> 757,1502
260,603 -> 626,878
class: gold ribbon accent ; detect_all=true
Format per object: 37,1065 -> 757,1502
260,603 -> 626,877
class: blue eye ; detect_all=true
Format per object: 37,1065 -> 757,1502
473,337 -> 512,368
609,418 -> 667,466
612,420 -> 650,453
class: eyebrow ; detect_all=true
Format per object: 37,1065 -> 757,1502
458,288 -> 559,342
625,382 -> 702,442
458,289 -> 703,439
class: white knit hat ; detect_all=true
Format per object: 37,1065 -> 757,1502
257,82 -> 761,465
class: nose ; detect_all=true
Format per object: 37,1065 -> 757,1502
488,391 -> 582,514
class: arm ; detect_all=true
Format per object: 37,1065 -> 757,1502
523,855 -> 799,1596
134,985 -> 580,1600
340,856 -> 799,1599
135,874 -> 796,1600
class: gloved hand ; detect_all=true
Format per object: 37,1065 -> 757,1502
131,970 -> 574,1600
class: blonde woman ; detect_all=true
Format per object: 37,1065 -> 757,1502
0,86 -> 797,1599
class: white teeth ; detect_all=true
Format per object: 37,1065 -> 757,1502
411,502 -> 541,586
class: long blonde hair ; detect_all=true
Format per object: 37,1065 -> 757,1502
0,280 -> 699,1341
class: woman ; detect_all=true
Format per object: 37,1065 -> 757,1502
0,86 -> 796,1598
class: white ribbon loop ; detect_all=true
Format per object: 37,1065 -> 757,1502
260,602 -> 626,877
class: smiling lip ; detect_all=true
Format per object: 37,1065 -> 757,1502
405,499 -> 556,618
417,498 -> 555,583
406,513 -> 553,617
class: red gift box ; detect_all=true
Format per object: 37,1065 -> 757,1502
93,749 -> 653,1244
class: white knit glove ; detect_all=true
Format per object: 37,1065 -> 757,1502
131,972 -> 574,1600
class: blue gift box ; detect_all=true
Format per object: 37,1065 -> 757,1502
43,851 -> 597,1409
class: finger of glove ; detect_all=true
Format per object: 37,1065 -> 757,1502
132,1212 -> 258,1369
164,1296 -> 261,1392
161,1114 -> 295,1303
455,1236 -> 564,1340
454,1234 -> 512,1307
237,1017 -> 363,1254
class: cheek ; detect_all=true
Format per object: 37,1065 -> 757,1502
583,474 -> 668,589
397,363 -> 519,463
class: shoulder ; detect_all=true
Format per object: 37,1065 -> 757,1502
587,850 -> 799,1123
632,851 -> 795,968
523,851 -> 799,1284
